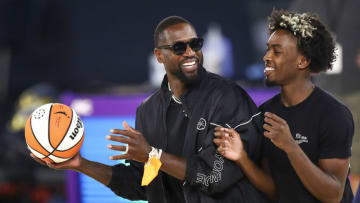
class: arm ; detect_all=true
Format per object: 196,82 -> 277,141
214,127 -> 277,201
30,147 -> 147,200
74,155 -> 113,185
159,152 -> 186,180
286,145 -> 350,203
264,112 -> 352,202
30,152 -> 112,186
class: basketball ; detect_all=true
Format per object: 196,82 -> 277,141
25,103 -> 85,163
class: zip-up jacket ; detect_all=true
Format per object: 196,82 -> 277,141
107,67 -> 269,203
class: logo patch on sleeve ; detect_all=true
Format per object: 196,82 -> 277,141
197,118 -> 206,130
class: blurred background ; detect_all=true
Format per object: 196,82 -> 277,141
0,0 -> 359,202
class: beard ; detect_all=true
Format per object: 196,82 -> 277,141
173,67 -> 201,85
264,78 -> 277,87
173,57 -> 202,85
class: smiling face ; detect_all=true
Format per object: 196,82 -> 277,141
263,29 -> 307,87
154,23 -> 203,84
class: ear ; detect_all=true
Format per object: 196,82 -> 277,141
297,55 -> 311,70
154,48 -> 164,64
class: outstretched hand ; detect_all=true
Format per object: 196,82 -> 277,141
29,152 -> 82,170
213,127 -> 246,162
107,121 -> 151,163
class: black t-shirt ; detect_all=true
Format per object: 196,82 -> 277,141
163,99 -> 188,203
260,87 -> 354,203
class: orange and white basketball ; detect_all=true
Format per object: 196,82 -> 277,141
25,103 -> 85,163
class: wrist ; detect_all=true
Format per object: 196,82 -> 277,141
284,140 -> 300,155
73,157 -> 85,172
145,146 -> 162,162
237,149 -> 249,166
141,145 -> 152,162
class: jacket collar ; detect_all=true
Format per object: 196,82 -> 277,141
159,66 -> 207,110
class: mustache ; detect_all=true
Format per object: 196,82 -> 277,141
264,61 -> 274,67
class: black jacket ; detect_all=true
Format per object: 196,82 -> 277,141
108,67 -> 269,203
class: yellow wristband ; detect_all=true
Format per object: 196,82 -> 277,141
141,147 -> 162,186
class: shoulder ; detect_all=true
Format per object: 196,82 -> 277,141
137,90 -> 162,111
315,87 -> 352,116
205,72 -> 251,100
313,88 -> 354,131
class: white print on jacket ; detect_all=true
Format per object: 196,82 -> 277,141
209,112 -> 261,129
197,118 -> 207,130
196,153 -> 224,187
195,112 -> 261,187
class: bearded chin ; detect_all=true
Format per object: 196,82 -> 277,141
264,78 -> 277,87
174,69 -> 201,85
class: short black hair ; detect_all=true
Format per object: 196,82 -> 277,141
268,9 -> 336,73
154,16 -> 194,47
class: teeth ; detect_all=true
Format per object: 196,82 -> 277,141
183,61 -> 196,66
264,67 -> 275,72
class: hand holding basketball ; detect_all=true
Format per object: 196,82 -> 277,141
30,151 -> 82,170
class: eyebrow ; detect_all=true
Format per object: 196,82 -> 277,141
266,43 -> 282,48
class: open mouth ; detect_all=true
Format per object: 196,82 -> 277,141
264,66 -> 275,76
264,67 -> 275,72
181,59 -> 198,72
264,66 -> 275,78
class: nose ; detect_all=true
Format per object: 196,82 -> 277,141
263,50 -> 271,63
183,44 -> 195,57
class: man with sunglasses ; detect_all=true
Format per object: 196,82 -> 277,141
30,16 -> 268,203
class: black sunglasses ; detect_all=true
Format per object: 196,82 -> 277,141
157,38 -> 204,55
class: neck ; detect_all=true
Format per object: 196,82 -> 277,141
167,77 -> 187,98
280,79 -> 315,107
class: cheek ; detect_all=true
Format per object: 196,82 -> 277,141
197,52 -> 203,63
164,55 -> 181,68
356,56 -> 360,68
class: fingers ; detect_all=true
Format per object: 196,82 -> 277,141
123,121 -> 141,135
214,132 -> 232,146
227,128 -> 240,138
217,144 -> 231,157
214,127 -> 234,133
110,121 -> 141,138
214,130 -> 228,138
109,154 -> 130,160
30,153 -> 47,166
265,112 -> 286,125
263,123 -> 273,132
110,129 -> 136,138
30,153 -> 59,168
264,116 -> 277,127
214,136 -> 231,149
107,144 -> 127,152
47,162 -> 56,168
109,122 -> 150,162
263,130 -> 274,139
214,126 -> 224,132
106,135 -> 131,144
264,112 -> 288,133
213,138 -> 223,146
217,146 -> 226,155
214,127 -> 239,138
